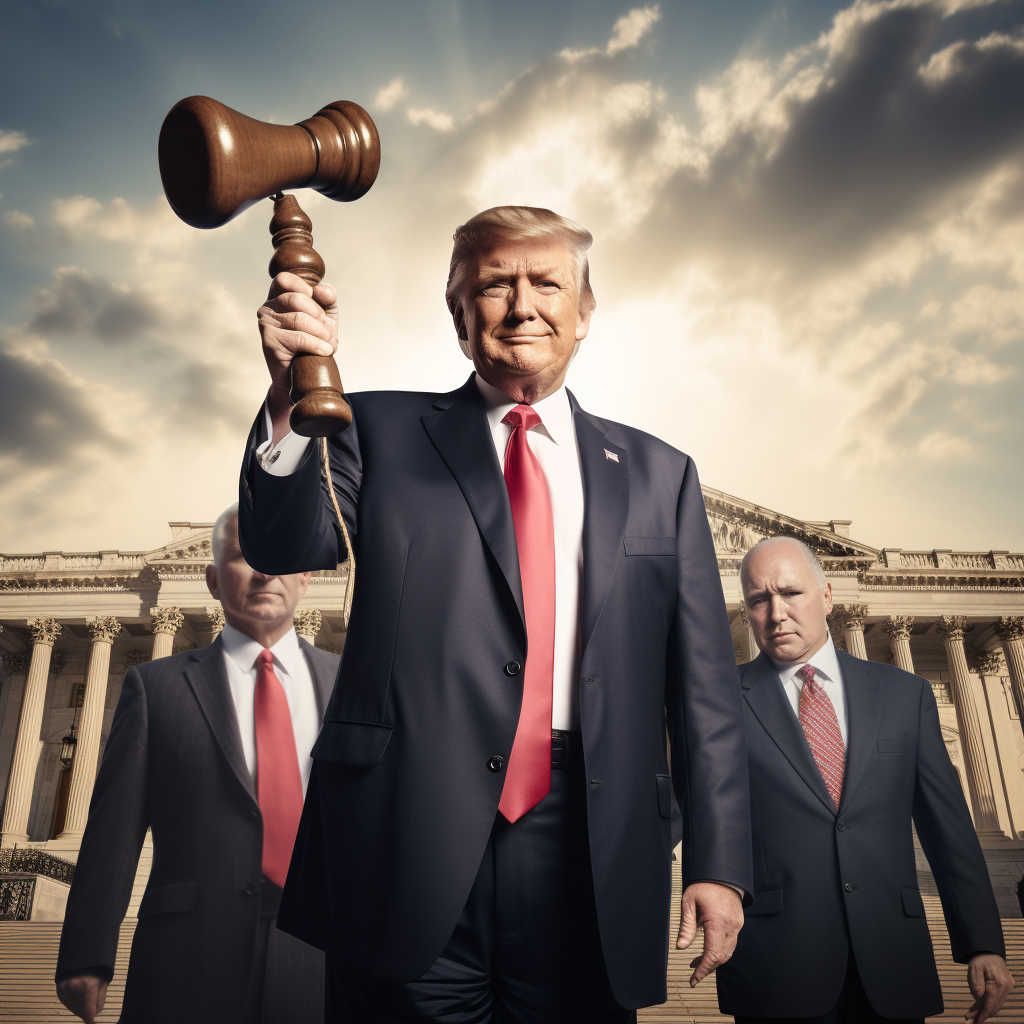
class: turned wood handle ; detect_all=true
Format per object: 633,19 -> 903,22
269,193 -> 352,437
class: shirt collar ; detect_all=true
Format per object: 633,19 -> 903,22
474,372 -> 575,449
221,621 -> 304,678
769,632 -> 841,688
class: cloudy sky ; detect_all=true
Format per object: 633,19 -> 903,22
2,0 -> 1024,555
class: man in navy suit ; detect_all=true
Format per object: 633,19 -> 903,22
239,206 -> 753,1021
717,536 -> 1013,1024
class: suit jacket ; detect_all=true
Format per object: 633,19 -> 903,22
238,377 -> 753,1009
56,637 -> 339,1024
717,650 -> 1005,1019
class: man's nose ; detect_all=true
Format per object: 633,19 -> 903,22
769,596 -> 787,622
509,279 -> 537,321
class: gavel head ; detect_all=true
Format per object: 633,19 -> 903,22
158,96 -> 380,229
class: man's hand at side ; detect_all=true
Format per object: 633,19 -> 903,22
677,880 -> 744,987
56,973 -> 109,1024
966,953 -> 1014,1023
257,271 -> 339,446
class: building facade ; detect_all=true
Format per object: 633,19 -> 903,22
1,492 -> 1023,919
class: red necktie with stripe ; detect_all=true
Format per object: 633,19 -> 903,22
498,405 -> 556,823
797,663 -> 845,809
255,649 -> 304,887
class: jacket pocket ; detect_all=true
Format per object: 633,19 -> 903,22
624,536 -> 676,556
656,774 -> 673,818
878,738 -> 912,752
138,879 -> 197,919
746,888 -> 783,916
312,720 -> 393,767
901,887 -> 926,918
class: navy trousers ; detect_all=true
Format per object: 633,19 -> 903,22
326,743 -> 635,1023
734,953 -> 925,1024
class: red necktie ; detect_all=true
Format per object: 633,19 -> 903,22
498,405 -> 556,823
255,649 -> 304,887
797,664 -> 845,809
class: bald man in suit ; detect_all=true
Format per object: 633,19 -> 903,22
717,536 -> 1013,1024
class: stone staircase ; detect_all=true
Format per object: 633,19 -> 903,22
1,896 -> 1022,1022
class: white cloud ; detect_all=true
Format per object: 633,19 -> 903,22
375,76 -> 409,112
4,210 -> 33,231
607,5 -> 661,56
0,130 -> 30,156
406,107 -> 454,131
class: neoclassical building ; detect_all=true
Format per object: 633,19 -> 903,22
2,490 -> 1024,920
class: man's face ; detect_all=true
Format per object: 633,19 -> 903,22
205,517 -> 310,634
742,541 -> 832,663
455,236 -> 591,394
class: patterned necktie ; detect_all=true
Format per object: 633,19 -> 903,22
254,649 -> 304,887
498,405 -> 556,823
797,664 -> 845,809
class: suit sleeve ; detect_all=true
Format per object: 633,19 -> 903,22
913,680 -> 1005,962
665,456 -> 753,902
56,668 -> 151,981
238,400 -> 362,576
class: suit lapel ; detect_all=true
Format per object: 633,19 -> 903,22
570,395 -> 629,654
184,638 -> 256,805
742,653 -> 837,815
837,652 -> 882,814
422,377 -> 525,632
299,638 -> 339,720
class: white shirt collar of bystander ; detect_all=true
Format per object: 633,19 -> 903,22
220,621 -> 304,680
769,632 -> 842,689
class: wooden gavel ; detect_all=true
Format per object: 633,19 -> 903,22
158,96 -> 380,436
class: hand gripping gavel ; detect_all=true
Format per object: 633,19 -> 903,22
158,96 -> 381,436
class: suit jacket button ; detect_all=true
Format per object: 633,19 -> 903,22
246,882 -> 258,895
844,883 -> 853,892
837,822 -> 846,831
504,661 -> 521,676
488,755 -> 505,772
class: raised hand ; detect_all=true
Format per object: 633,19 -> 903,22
257,272 -> 339,444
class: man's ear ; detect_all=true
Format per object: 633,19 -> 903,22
822,581 -> 833,616
452,302 -> 468,342
205,563 -> 220,600
575,308 -> 593,342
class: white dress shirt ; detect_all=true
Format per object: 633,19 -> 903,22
254,374 -> 586,730
475,374 -> 585,732
220,622 -> 321,792
768,633 -> 849,748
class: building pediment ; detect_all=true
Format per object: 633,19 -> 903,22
702,486 -> 879,568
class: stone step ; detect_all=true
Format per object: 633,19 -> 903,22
1,895 -> 1022,1022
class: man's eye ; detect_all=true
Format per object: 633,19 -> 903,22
482,285 -> 508,297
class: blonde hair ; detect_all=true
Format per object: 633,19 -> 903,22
445,206 -> 596,354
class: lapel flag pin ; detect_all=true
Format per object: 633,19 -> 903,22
604,449 -> 619,462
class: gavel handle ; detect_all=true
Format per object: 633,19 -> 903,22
269,193 -> 352,437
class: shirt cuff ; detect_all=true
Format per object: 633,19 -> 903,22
257,402 -> 313,476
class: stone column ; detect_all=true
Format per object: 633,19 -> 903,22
192,606 -> 226,649
59,617 -> 121,839
995,617 -> 1024,723
293,609 -> 322,644
881,615 -> 915,673
735,605 -> 757,663
149,607 -> 184,660
1,619 -> 61,846
831,604 -> 869,659
937,615 -> 1004,836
